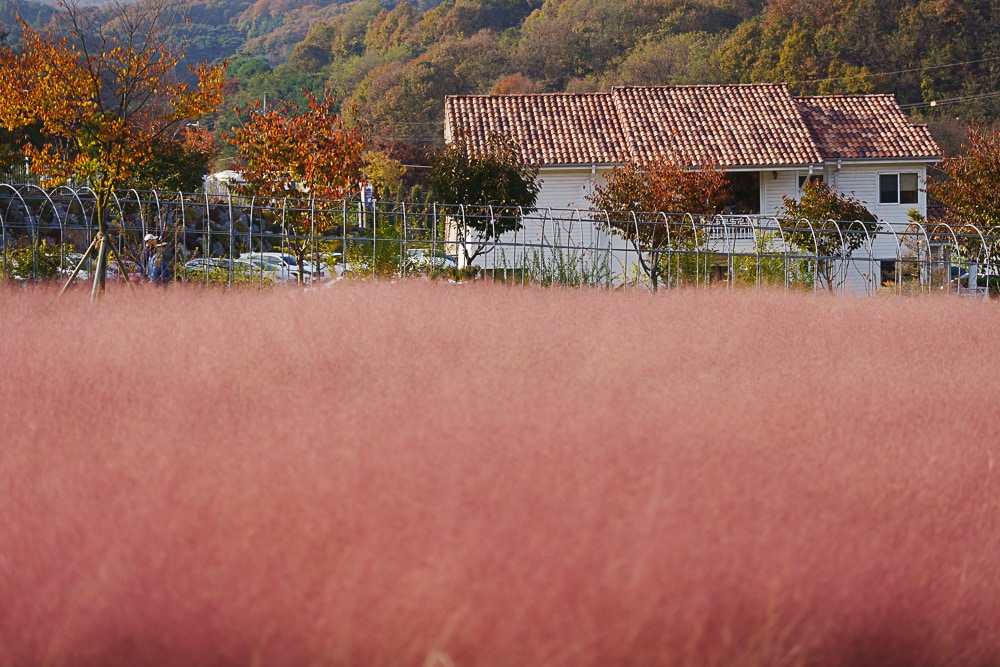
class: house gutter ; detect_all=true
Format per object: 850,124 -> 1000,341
824,156 -> 943,165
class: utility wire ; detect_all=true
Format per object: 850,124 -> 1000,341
789,56 -> 1000,86
901,90 -> 1000,109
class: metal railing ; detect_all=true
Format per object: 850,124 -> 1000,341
0,185 -> 994,296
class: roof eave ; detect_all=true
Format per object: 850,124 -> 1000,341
829,156 -> 943,164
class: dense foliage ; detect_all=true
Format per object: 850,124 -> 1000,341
226,89 -> 367,202
4,0 -> 998,175
4,0 -> 1000,158
928,124 -> 1000,234
588,158 -> 729,289
0,0 -> 226,293
225,88 -> 369,280
778,180 -> 881,292
426,131 -> 540,264
207,0 -> 999,158
927,124 -> 1000,263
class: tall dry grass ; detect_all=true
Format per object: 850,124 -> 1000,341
1,281 -> 998,666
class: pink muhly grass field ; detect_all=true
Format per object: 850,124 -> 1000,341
1,281 -> 998,666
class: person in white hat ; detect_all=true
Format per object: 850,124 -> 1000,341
140,233 -> 160,282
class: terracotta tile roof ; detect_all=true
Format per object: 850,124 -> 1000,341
444,84 -> 941,168
611,84 -> 823,168
795,94 -> 941,160
444,93 -> 627,165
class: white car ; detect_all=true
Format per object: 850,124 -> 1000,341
60,253 -> 92,280
240,252 -> 329,282
185,257 -> 280,284
61,253 -> 142,283
406,248 -> 458,272
238,253 -> 299,281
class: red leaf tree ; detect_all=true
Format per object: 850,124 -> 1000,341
927,124 -> 1000,265
588,158 -> 729,289
225,89 -> 370,282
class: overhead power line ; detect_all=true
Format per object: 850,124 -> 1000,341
900,90 -> 1000,110
789,56 -> 1000,86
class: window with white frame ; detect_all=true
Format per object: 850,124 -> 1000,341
878,172 -> 919,205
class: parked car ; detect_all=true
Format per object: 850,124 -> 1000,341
406,248 -> 458,272
60,253 -> 141,283
60,253 -> 92,281
184,257 -> 279,284
240,252 -> 330,282
237,253 -> 298,282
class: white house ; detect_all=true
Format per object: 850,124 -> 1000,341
443,84 -> 942,292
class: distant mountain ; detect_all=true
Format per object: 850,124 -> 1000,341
3,0 -> 446,64
5,0 -> 996,160
2,0 -> 57,31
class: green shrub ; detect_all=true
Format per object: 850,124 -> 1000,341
3,240 -> 69,281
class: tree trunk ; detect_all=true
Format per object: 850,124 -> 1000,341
91,234 -> 107,302
91,189 -> 111,300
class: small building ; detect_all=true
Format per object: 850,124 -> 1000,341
443,84 -> 942,292
203,170 -> 245,197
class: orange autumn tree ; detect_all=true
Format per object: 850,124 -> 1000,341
226,89 -> 369,283
0,0 -> 226,296
927,124 -> 1000,265
588,158 -> 729,289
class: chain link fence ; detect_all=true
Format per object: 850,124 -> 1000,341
0,184 -> 995,296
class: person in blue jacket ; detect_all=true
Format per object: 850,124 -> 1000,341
141,233 -> 170,284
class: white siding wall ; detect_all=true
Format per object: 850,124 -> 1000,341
760,163 -> 930,294
469,167 -> 624,275
831,163 -> 927,294
461,161 -> 932,294
762,171 -> 799,215
534,167 -> 603,212
831,163 -> 929,227
763,162 -> 929,224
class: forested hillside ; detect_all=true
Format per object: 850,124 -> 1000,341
210,0 -> 999,162
5,0 -> 999,162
